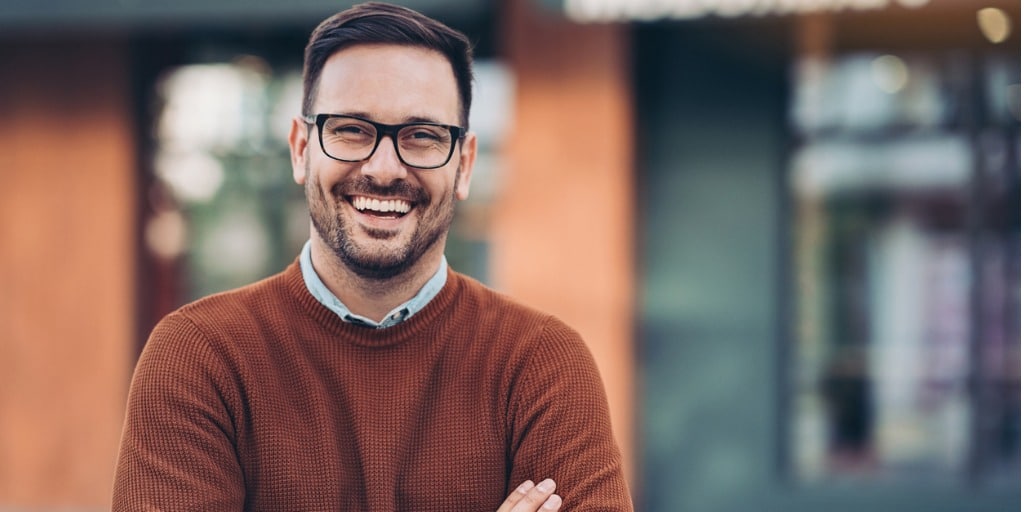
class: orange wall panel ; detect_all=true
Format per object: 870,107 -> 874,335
0,40 -> 136,508
497,0 -> 636,485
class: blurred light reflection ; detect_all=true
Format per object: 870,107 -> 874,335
870,55 -> 908,94
977,7 -> 1012,44
155,150 -> 225,203
145,209 -> 188,260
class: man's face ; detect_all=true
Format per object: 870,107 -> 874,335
289,44 -> 475,279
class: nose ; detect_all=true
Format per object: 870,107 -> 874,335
360,134 -> 408,185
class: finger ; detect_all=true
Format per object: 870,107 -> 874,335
496,480 -> 534,512
511,478 -> 556,512
541,494 -> 562,511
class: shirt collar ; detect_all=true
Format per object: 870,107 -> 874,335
299,240 -> 448,329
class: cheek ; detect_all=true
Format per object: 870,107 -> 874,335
307,161 -> 346,193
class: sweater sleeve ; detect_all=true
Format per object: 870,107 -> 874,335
506,318 -> 633,511
112,312 -> 246,511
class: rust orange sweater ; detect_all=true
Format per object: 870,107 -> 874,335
112,261 -> 632,511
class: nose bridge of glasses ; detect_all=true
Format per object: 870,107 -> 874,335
371,124 -> 403,161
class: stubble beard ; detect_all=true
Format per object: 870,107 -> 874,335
306,166 -> 459,281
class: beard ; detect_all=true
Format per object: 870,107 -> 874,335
305,165 -> 459,280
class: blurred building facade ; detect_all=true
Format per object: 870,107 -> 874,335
0,0 -> 1017,510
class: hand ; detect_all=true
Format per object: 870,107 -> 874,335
497,479 -> 561,512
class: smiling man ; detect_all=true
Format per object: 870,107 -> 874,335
112,3 -> 633,511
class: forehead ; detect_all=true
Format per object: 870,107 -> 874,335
314,44 -> 461,125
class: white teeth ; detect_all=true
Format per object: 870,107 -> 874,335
352,196 -> 411,214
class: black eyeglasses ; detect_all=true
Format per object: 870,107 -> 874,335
303,113 -> 466,170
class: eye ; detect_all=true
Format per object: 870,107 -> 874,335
321,117 -> 374,138
401,126 -> 449,146
332,123 -> 371,137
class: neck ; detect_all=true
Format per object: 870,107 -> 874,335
308,237 -> 443,323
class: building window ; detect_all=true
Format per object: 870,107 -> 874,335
147,56 -> 308,301
787,49 -> 1019,483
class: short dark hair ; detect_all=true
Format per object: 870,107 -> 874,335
302,2 -> 474,127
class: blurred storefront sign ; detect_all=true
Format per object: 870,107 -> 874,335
552,0 -> 932,22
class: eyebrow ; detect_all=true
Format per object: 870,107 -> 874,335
330,111 -> 451,125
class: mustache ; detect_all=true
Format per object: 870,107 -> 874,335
331,176 -> 427,204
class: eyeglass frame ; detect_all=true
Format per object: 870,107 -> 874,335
302,113 -> 467,170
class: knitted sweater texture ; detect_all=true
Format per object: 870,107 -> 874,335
112,261 -> 632,511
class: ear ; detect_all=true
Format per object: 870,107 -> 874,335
288,117 -> 310,185
454,132 -> 476,201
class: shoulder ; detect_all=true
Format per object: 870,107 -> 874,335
448,271 -> 595,375
182,270 -> 289,322
142,268 -> 300,364
170,268 -> 301,340
450,271 -> 582,344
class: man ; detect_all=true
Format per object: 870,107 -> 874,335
112,3 -> 632,511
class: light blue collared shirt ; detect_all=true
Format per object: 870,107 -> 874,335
299,240 -> 448,329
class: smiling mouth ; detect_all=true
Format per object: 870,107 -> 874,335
349,195 -> 413,218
